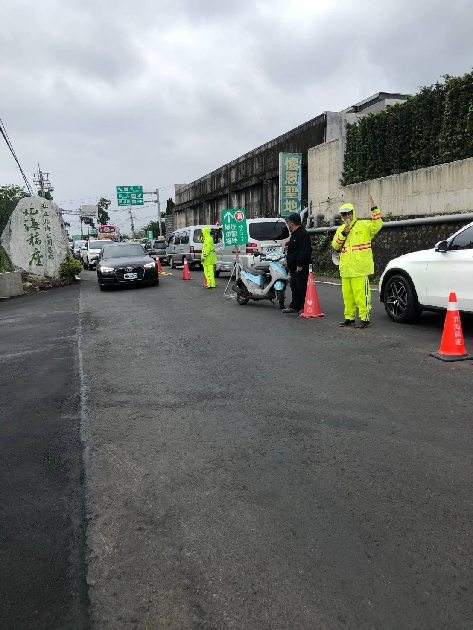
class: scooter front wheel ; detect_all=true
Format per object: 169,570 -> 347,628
276,289 -> 285,310
236,292 -> 249,305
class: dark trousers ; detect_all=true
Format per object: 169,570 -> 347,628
289,268 -> 309,311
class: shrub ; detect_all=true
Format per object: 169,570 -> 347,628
342,70 -> 473,185
0,246 -> 11,273
59,256 -> 82,277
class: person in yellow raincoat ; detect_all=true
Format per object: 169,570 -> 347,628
332,195 -> 382,328
201,227 -> 217,288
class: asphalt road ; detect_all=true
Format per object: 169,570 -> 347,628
79,268 -> 471,630
2,268 -> 472,629
0,285 -> 89,630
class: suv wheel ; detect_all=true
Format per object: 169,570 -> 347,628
384,273 -> 422,323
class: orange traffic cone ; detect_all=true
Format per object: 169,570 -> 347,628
156,257 -> 163,273
430,292 -> 472,361
182,257 -> 192,281
299,270 -> 325,318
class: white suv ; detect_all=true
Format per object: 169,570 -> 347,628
379,221 -> 473,323
81,239 -> 105,270
215,218 -> 290,276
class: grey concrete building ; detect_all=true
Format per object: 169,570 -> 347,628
173,93 -> 409,229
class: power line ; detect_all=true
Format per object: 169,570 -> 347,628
56,185 -> 174,206
0,117 -> 33,195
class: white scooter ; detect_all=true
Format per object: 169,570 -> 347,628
232,252 -> 289,309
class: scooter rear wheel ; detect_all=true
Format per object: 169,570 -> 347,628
276,289 -> 285,310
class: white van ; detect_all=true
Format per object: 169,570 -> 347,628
166,225 -> 220,269
214,217 -> 290,276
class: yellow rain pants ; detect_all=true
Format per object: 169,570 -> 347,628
342,276 -> 371,321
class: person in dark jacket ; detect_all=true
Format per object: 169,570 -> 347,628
282,213 -> 312,314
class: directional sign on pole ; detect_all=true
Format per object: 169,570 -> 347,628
221,208 -> 248,246
116,185 -> 144,206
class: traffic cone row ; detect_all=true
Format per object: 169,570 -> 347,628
430,292 -> 472,362
299,269 -> 325,318
182,257 -> 192,281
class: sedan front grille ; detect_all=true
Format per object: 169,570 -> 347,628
114,266 -> 145,281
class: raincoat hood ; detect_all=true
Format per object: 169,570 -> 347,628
202,227 -> 211,239
339,203 -> 357,222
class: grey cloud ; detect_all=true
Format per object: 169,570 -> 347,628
2,0 -> 473,214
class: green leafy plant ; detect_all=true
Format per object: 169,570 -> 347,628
342,71 -> 473,185
315,234 -> 331,251
59,256 -> 82,277
0,246 -> 11,273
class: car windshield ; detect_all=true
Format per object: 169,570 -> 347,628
249,221 -> 289,241
102,245 -> 144,258
89,241 -> 103,249
153,241 -> 167,249
74,241 -> 86,248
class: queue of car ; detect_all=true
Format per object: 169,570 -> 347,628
73,218 -> 473,325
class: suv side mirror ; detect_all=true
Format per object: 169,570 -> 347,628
435,240 -> 448,253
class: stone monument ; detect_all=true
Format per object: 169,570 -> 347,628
1,196 -> 69,277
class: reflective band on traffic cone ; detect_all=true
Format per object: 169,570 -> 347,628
429,292 -> 472,362
299,270 -> 325,318
156,257 -> 163,273
182,257 -> 192,281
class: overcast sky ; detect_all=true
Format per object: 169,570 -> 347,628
1,0 -> 472,234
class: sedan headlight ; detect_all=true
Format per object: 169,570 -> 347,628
144,261 -> 156,269
99,266 -> 115,273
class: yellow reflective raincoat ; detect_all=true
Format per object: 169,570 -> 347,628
201,227 -> 217,288
331,203 -> 382,278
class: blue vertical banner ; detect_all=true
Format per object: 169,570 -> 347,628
279,153 -> 302,216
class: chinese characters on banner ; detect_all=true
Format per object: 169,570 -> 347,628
279,152 -> 302,217
221,208 -> 248,247
23,203 -> 55,268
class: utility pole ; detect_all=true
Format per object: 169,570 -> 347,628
33,164 -> 54,199
155,188 -> 161,236
128,208 -> 135,239
143,189 -> 163,236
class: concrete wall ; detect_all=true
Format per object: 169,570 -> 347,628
0,271 -> 23,298
308,141 -> 473,220
173,112 -> 328,228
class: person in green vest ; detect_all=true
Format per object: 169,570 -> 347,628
201,227 -> 217,288
332,195 -> 382,328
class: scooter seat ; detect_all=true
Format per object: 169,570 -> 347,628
244,268 -> 266,276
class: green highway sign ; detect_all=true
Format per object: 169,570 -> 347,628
71,235 -> 82,240
116,185 -> 144,206
90,229 -> 98,235
221,208 -> 248,247
147,230 -> 154,240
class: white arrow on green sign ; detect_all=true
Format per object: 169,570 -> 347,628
221,208 -> 248,246
116,185 -> 144,206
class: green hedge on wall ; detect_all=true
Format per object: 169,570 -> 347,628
342,71 -> 473,185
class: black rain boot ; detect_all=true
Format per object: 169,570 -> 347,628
338,319 -> 355,327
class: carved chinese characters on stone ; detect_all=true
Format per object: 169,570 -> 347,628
1,197 -> 69,277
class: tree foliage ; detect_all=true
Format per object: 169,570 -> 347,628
97,197 -> 111,225
144,220 -> 165,238
165,198 -> 175,215
0,184 -> 29,236
342,71 -> 473,185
